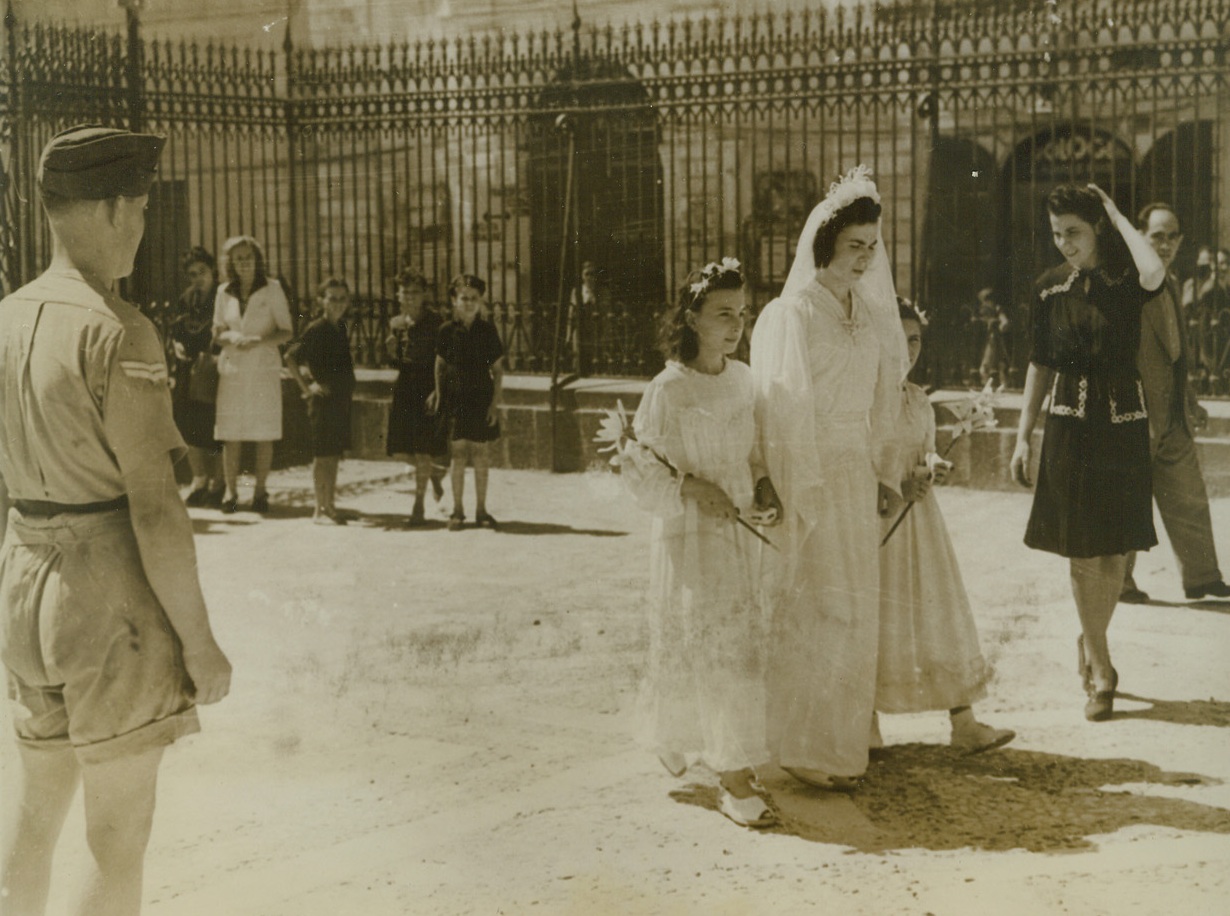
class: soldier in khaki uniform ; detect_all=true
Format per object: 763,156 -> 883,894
0,125 -> 231,916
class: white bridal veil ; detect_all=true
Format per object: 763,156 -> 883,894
750,165 -> 910,532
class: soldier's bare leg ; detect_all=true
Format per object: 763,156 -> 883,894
1,744 -> 80,916
73,747 -> 164,916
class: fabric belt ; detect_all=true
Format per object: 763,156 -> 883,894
12,495 -> 129,518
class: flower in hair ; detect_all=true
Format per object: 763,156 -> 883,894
689,257 -> 743,299
812,164 -> 881,229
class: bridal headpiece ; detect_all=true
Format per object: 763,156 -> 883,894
813,164 -> 881,230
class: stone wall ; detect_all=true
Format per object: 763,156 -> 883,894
294,371 -> 1230,497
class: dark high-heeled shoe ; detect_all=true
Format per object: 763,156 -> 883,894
1078,636 -> 1119,692
1078,635 -> 1118,721
1085,689 -> 1114,721
220,497 -> 238,514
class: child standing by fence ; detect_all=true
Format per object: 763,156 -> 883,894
874,300 -> 1015,752
621,259 -> 782,829
433,274 -> 504,531
286,278 -> 357,525
385,268 -> 449,525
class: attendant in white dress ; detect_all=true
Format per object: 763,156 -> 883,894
212,235 -> 294,514
874,300 -> 1015,753
750,166 -> 909,790
622,258 -> 783,829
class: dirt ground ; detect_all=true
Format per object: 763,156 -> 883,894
4,461 -> 1229,915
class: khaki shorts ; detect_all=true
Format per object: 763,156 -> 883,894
1,507 -> 199,764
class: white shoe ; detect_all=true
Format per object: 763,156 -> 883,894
718,790 -> 778,828
657,752 -> 687,778
951,721 -> 1016,755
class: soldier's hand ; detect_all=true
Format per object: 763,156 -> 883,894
183,641 -> 232,705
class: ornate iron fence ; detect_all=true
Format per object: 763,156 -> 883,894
1,0 -> 1228,389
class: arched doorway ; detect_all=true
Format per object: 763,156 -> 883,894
1138,120 -> 1216,281
526,62 -> 665,376
919,136 -> 1000,386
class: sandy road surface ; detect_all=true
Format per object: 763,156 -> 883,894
4,463 -> 1229,915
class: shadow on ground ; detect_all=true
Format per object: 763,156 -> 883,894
1141,596 -> 1230,614
493,520 -> 628,537
670,745 -> 1230,853
189,516 -> 258,535
1114,694 -> 1230,727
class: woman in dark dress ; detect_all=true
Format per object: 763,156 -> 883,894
170,246 -> 224,506
1010,184 -> 1165,721
385,268 -> 449,525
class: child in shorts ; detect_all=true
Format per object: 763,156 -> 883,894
286,277 -> 357,525
432,274 -> 504,531
385,267 -> 450,524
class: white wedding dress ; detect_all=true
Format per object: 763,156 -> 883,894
752,278 -> 899,778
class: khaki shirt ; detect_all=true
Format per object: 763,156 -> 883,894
0,269 -> 185,503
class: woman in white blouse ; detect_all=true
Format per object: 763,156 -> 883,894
212,235 -> 294,513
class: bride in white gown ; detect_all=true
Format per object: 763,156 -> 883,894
750,166 -> 909,788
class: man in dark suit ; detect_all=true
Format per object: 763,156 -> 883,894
1121,203 -> 1230,602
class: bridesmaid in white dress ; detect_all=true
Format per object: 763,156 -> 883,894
874,301 -> 1015,753
212,235 -> 294,514
750,167 -> 908,790
622,258 -> 783,828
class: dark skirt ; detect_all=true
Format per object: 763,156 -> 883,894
309,394 -> 352,458
171,368 -> 220,450
387,370 -> 448,457
1025,372 -> 1157,558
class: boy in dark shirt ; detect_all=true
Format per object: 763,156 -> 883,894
431,274 -> 504,530
286,278 -> 357,525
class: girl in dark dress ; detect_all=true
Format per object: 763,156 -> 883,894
433,274 -> 504,531
1011,184 -> 1165,722
385,268 -> 449,525
170,246 -> 223,506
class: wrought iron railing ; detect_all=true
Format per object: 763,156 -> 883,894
1,0 -> 1227,390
